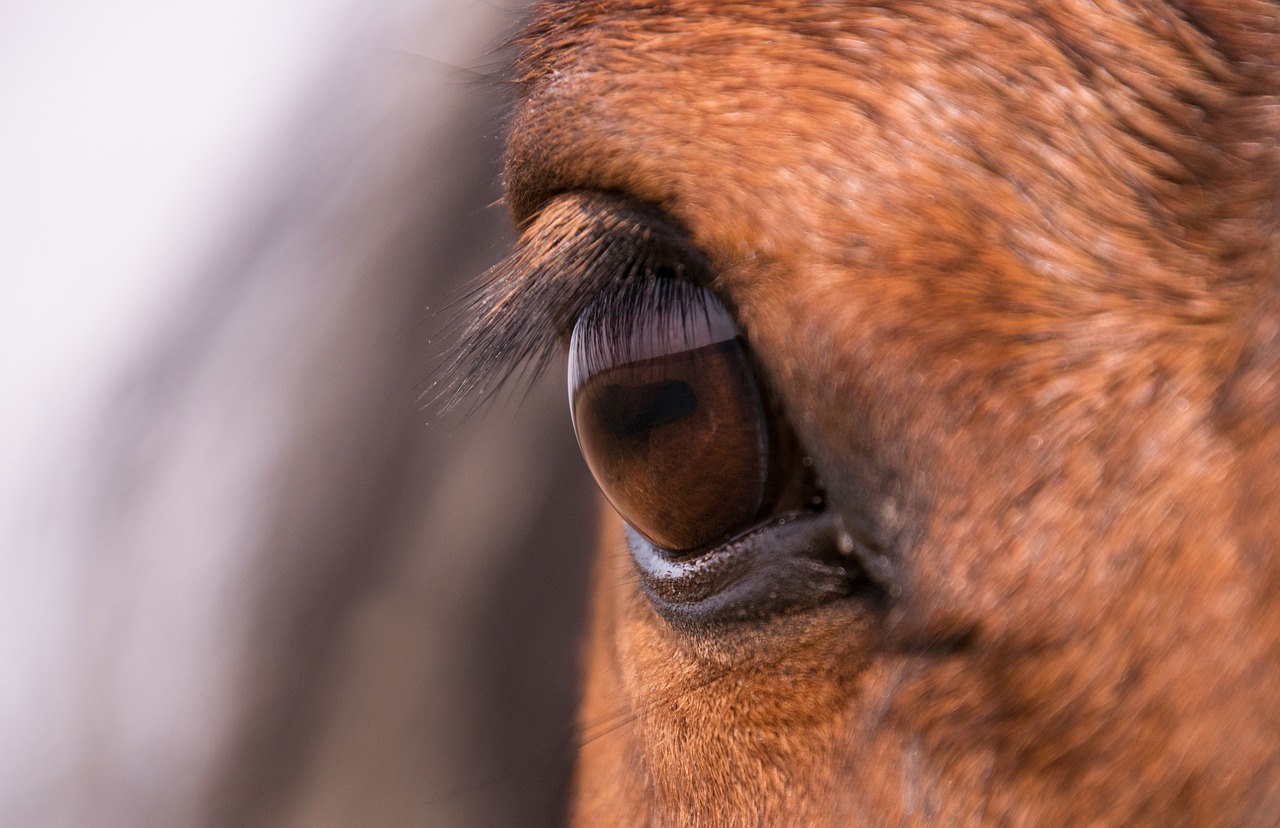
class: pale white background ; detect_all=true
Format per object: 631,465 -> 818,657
0,0 -> 508,497
0,3 -> 583,826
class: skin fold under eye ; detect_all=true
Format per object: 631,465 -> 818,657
569,277 -> 775,552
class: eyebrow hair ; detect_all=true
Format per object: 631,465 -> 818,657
434,191 -> 711,412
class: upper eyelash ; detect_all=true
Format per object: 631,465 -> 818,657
568,277 -> 739,397
431,192 -> 711,413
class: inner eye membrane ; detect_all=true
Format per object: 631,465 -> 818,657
569,277 -> 771,552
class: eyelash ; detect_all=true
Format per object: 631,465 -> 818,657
437,193 -> 710,413
568,272 -> 735,389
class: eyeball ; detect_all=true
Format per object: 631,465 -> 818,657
569,278 -> 772,552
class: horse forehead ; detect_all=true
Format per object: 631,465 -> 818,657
507,3 -> 1239,290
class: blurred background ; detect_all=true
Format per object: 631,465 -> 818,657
0,1 -> 598,825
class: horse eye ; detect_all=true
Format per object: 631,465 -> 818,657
569,278 -> 771,553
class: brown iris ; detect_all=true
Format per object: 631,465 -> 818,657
569,278 -> 771,552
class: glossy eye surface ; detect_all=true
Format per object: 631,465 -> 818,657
569,278 -> 771,552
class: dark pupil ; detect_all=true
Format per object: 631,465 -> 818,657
571,335 -> 770,552
595,380 -> 697,440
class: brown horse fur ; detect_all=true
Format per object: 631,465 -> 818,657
490,1 -> 1280,824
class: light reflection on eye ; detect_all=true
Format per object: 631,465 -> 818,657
568,278 -> 773,552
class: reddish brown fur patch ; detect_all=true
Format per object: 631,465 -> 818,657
506,2 -> 1280,824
